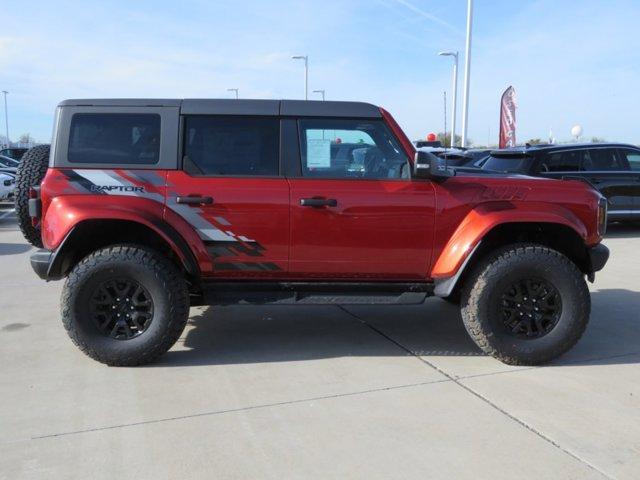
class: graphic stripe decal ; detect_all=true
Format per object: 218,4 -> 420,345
204,240 -> 266,258
62,169 -> 281,271
61,170 -> 107,194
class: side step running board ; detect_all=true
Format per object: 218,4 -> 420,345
199,281 -> 434,306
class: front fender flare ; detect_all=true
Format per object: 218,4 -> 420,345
431,202 -> 588,297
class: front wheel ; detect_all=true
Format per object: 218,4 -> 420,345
61,245 -> 190,366
460,244 -> 590,365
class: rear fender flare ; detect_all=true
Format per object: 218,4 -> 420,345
42,195 -> 207,276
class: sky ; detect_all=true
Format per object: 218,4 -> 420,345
1,0 -> 640,145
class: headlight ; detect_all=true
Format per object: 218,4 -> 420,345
597,197 -> 607,237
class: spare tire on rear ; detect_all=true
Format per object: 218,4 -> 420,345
15,144 -> 50,248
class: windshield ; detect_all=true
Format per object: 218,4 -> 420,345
482,155 -> 533,173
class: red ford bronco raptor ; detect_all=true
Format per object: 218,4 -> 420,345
16,99 -> 609,366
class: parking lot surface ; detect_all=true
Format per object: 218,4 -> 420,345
1,205 -> 639,479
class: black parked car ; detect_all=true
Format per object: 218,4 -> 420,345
481,143 -> 640,223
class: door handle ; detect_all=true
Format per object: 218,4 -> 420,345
176,195 -> 214,205
300,198 -> 338,208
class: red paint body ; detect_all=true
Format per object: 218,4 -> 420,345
37,110 -> 604,283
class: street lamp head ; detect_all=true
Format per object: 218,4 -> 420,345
292,55 -> 309,100
438,51 -> 458,58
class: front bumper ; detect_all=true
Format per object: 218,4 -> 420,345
588,243 -> 609,273
30,249 -> 58,280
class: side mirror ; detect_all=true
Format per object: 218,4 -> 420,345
413,150 -> 453,180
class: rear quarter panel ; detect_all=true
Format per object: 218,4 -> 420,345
39,168 -> 212,273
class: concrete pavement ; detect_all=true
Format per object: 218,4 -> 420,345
1,206 -> 638,479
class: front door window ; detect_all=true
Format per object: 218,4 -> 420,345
298,119 -> 410,180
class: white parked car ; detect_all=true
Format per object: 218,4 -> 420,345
0,172 -> 15,202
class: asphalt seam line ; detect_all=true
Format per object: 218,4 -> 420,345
31,378 -> 450,441
336,305 -> 615,480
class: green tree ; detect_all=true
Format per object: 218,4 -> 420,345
526,138 -> 544,145
18,133 -> 33,144
436,132 -> 465,148
591,137 -> 606,143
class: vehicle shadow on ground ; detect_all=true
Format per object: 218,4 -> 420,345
0,242 -> 32,255
154,289 -> 640,369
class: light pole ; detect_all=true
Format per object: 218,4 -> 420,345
312,89 -> 325,101
2,91 -> 8,147
227,88 -> 239,99
438,51 -> 458,148
461,0 -> 473,148
292,55 -> 308,100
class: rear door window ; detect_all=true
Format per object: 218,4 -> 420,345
582,148 -> 626,171
618,149 -> 640,171
183,116 -> 279,176
543,150 -> 586,172
68,114 -> 161,164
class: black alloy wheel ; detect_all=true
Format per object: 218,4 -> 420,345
89,278 -> 154,340
500,277 -> 562,339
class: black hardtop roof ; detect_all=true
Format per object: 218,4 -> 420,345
57,99 -> 382,118
490,142 -> 640,156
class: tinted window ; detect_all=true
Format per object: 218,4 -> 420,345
619,149 -> 640,171
68,114 -> 160,164
482,155 -> 533,173
298,119 -> 409,179
183,116 -> 279,176
543,150 -> 587,172
582,149 -> 625,171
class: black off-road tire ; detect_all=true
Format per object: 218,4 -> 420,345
460,244 -> 590,365
61,245 -> 190,366
15,144 -> 50,247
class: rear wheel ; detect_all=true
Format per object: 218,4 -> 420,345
61,245 -> 189,366
15,144 -> 50,247
460,244 -> 590,365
